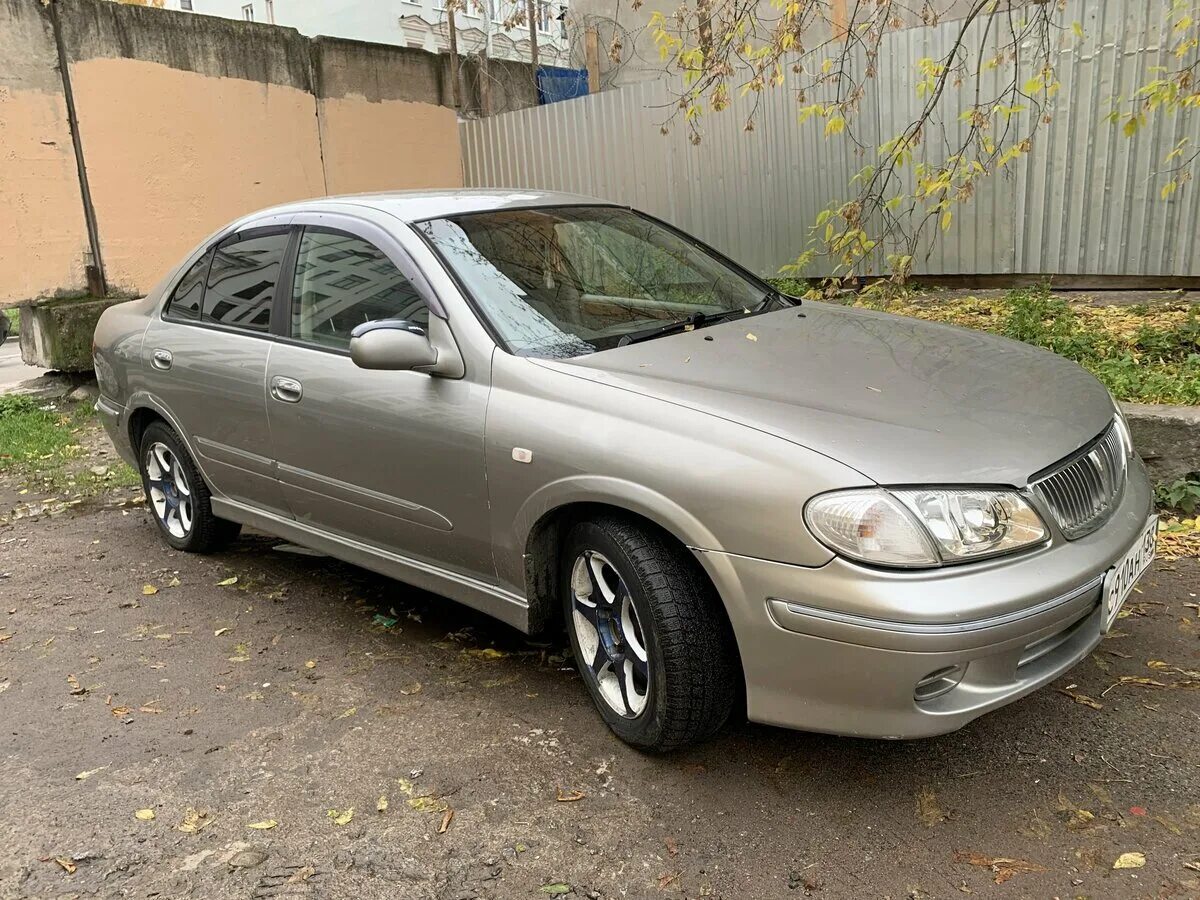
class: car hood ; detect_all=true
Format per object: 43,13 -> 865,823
541,301 -> 1115,486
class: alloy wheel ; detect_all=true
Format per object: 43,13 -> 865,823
570,550 -> 650,718
145,441 -> 193,539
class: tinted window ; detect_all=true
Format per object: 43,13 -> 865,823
203,231 -> 290,332
165,251 -> 210,321
290,229 -> 428,350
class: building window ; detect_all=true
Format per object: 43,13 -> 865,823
538,0 -> 551,32
179,0 -> 193,9
265,0 -> 274,22
242,4 -> 254,21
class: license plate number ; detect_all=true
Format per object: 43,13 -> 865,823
1102,516 -> 1158,632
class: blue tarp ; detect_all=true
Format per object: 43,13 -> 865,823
537,66 -> 588,104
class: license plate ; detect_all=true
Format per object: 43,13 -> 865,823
1102,516 -> 1158,632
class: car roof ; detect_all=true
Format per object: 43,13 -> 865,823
251,189 -> 616,225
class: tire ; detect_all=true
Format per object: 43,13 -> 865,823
561,516 -> 739,751
138,421 -> 241,553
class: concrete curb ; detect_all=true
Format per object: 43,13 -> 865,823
1122,402 -> 1200,484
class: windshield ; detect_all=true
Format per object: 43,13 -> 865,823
416,206 -> 771,358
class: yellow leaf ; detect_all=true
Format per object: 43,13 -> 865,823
824,115 -> 846,137
328,807 -> 354,826
247,820 -> 278,830
377,795 -> 389,812
941,210 -> 953,232
1161,180 -> 1178,200
464,647 -> 507,660
178,808 -> 212,833
214,627 -> 230,637
216,576 -> 238,587
335,706 -> 357,720
55,858 -> 77,874
166,576 -> 181,587
142,584 -> 158,596
134,809 -> 156,821
75,767 -> 107,781
746,332 -> 758,342
1113,851 -> 1145,869
304,660 -> 316,669
408,795 -> 448,813
1072,21 -> 1084,39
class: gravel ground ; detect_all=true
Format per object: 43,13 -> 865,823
1,497 -> 1198,899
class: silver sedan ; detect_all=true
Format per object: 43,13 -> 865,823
93,190 -> 1156,750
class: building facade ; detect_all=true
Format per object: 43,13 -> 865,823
164,0 -> 571,67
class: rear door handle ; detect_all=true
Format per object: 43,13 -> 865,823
270,375 -> 303,403
151,348 -> 173,370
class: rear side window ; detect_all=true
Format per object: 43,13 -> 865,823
165,251 -> 211,321
203,230 -> 290,332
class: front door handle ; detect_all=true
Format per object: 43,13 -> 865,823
151,348 -> 173,370
270,375 -> 303,403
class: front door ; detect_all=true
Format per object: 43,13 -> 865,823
142,226 -> 292,515
264,225 -> 494,581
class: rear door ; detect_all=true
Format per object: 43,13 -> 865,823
264,221 -> 494,581
141,225 -> 292,515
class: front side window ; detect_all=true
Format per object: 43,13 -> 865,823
203,230 -> 289,333
417,206 -> 769,358
290,229 -> 428,350
165,250 -> 211,321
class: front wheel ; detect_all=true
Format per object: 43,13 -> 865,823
562,517 -> 739,751
138,421 -> 241,553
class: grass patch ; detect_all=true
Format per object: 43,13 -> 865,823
0,394 -> 139,496
772,283 -> 1199,405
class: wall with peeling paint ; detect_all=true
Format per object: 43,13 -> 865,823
0,0 -> 471,306
0,0 -> 91,305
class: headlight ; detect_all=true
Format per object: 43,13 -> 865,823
805,487 -> 1047,568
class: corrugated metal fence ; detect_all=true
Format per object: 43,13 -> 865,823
462,0 -> 1200,278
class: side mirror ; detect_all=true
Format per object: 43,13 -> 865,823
349,320 -> 439,372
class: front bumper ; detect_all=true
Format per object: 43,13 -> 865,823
694,458 -> 1155,739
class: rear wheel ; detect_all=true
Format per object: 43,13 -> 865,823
562,516 -> 739,751
138,421 -> 240,552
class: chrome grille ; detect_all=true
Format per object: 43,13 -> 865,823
1030,420 -> 1127,539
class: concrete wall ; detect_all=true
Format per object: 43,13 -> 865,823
0,0 -> 512,306
0,0 -> 91,305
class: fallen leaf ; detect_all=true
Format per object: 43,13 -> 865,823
665,836 -> 679,856
1058,687 -> 1103,709
376,795 -> 388,812
556,788 -> 586,802
438,808 -> 454,833
658,872 -> 680,889
954,850 -> 1046,884
75,767 -> 107,781
166,576 -> 181,588
1118,676 -> 1167,687
304,660 -> 316,669
464,647 -> 507,660
327,808 -> 354,826
335,706 -> 357,720
55,857 -> 77,874
213,627 -> 230,637
66,674 -> 86,696
247,820 -> 277,830
400,683 -> 422,695
134,809 -> 156,821
178,808 -> 212,833
1130,805 -> 1148,817
745,332 -> 758,341
216,576 -> 238,587
372,614 -> 399,628
540,884 -> 571,896
408,795 -> 448,813
917,787 -> 948,827
1113,851 -> 1146,869
0,634 -> 11,643
110,705 -> 131,717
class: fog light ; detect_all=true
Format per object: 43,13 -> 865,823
914,664 -> 967,702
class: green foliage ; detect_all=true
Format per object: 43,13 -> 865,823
1156,473 -> 1200,514
0,395 -> 88,472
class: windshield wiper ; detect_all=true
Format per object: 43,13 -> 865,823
617,309 -> 746,346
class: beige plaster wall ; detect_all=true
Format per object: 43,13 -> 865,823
318,95 -> 463,196
67,56 -> 327,295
